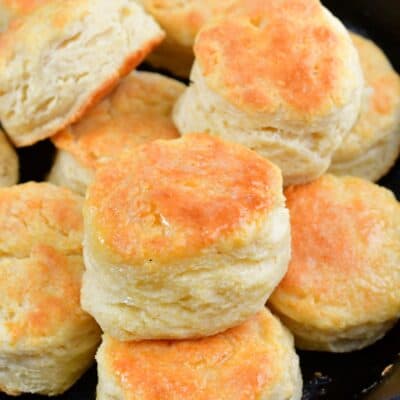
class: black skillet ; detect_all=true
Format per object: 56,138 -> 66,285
4,0 -> 400,399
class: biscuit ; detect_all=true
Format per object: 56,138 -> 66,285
269,175 -> 400,352
96,310 -> 302,400
0,182 -> 101,395
329,33 -> 400,181
0,0 -> 164,147
82,133 -> 290,340
0,0 -> 47,31
135,0 -> 237,78
0,129 -> 18,186
173,0 -> 364,185
48,71 -> 184,195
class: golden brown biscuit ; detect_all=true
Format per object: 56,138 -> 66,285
0,0 -> 164,147
174,0 -> 364,185
135,0 -> 238,77
82,134 -> 290,340
0,0 -> 47,31
269,175 -> 400,352
48,71 -> 184,195
96,310 -> 302,400
0,129 -> 18,186
329,33 -> 400,181
0,182 -> 100,395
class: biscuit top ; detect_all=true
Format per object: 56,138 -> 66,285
333,33 -> 400,161
104,310 -> 291,400
52,72 -> 184,170
270,175 -> 400,328
195,0 -> 360,116
0,182 -> 94,345
136,0 -> 236,47
85,134 -> 283,265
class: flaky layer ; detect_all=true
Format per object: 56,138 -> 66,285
82,206 -> 290,340
0,324 -> 99,396
96,310 -> 302,400
0,0 -> 164,146
329,129 -> 400,181
272,311 -> 396,352
48,150 -> 93,196
174,61 -> 361,185
331,33 -> 400,166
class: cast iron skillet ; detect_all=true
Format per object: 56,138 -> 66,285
2,1 -> 399,399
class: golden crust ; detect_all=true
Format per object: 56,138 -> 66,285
194,0 -> 359,116
52,72 -> 184,169
100,310 -> 299,399
270,175 -> 400,330
35,37 -> 165,150
136,0 -> 239,77
136,0 -> 239,46
332,33 -> 400,163
1,245 -> 86,344
0,182 -> 82,257
0,0 -> 46,13
0,182 -> 96,344
86,133 -> 283,265
0,0 -> 47,31
0,0 -> 165,147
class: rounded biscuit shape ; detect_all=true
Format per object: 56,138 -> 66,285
269,175 -> 400,352
0,182 -> 100,395
174,0 -> 364,185
329,33 -> 400,181
0,0 -> 165,147
82,133 -> 291,340
96,310 -> 302,400
49,71 -> 184,195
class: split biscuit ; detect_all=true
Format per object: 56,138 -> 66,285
0,0 -> 164,146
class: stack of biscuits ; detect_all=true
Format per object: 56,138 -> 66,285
0,0 -> 398,398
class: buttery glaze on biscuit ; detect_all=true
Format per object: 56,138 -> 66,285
96,310 -> 302,400
269,175 -> 400,352
195,0 -> 353,115
87,133 -> 281,265
82,134 -> 291,340
0,182 -> 100,396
